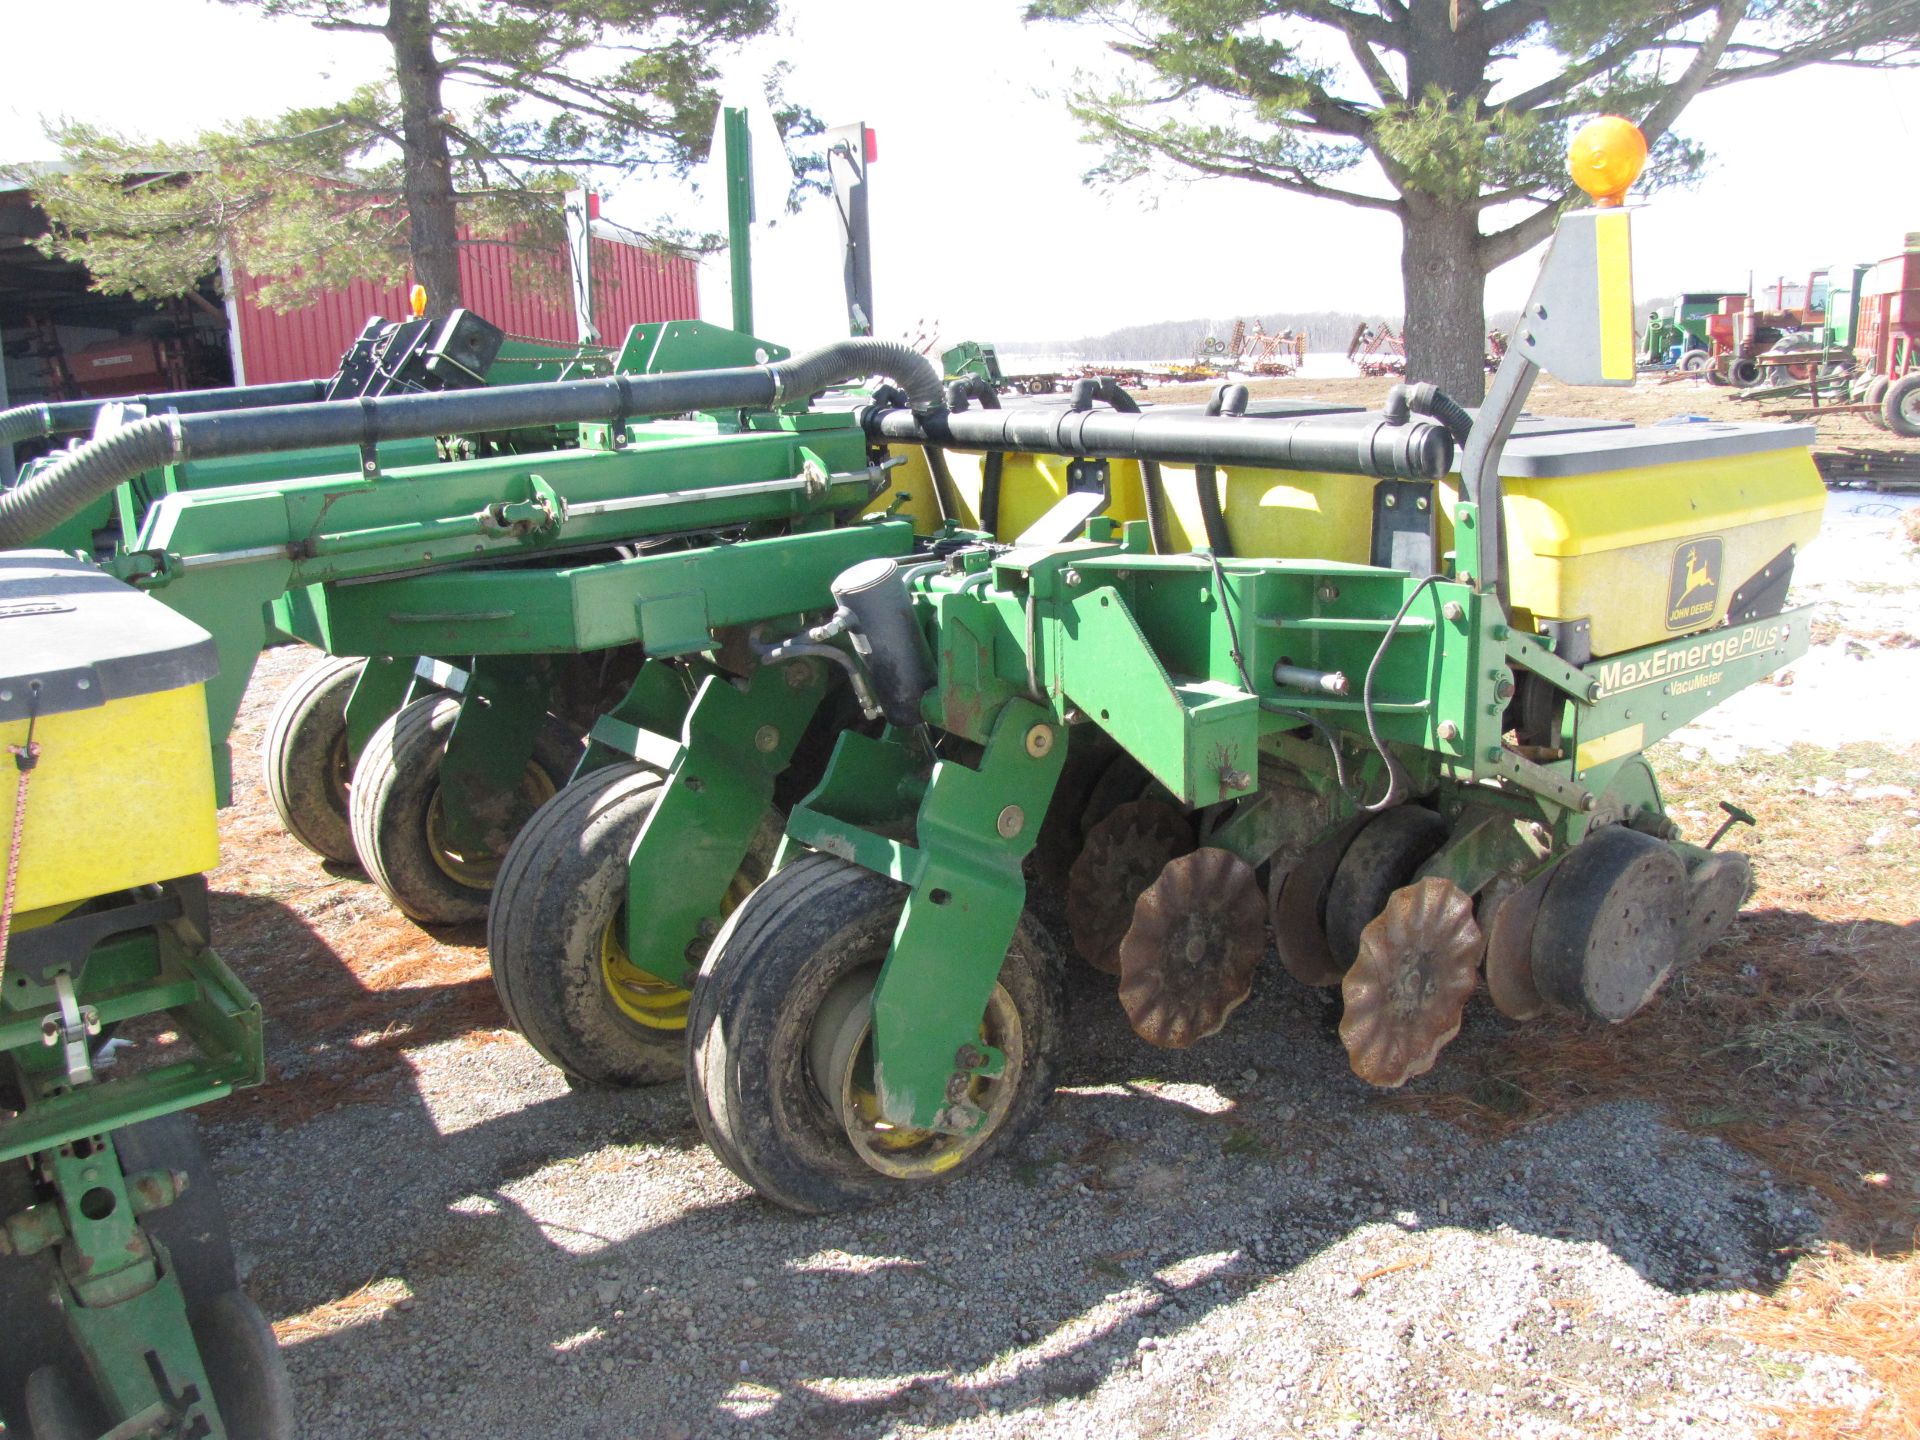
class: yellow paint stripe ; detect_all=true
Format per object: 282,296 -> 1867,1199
1575,721 -> 1645,773
1595,209 -> 1635,381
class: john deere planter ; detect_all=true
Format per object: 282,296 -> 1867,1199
671,120 -> 1823,1211
1,120 -> 1824,1225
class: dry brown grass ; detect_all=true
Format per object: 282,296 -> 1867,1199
1903,509 -> 1920,549
273,1277 -> 416,1343
1389,739 -> 1920,1434
1734,1245 -> 1920,1440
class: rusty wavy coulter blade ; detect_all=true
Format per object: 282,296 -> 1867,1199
1339,876 -> 1482,1087
1065,798 -> 1196,975
1118,847 -> 1267,1048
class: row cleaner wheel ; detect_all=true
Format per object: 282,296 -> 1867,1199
1117,847 -> 1265,1048
1338,877 -> 1482,1087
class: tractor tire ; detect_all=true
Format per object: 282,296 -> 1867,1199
1883,374 -> 1920,438
262,655 -> 364,864
687,853 -> 1064,1213
1728,357 -> 1761,388
489,762 -> 777,1088
351,693 -> 582,925
1863,376 -> 1891,429
1678,350 -> 1710,374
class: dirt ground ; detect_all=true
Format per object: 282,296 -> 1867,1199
97,376 -> 1920,1438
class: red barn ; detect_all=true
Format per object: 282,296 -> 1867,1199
0,179 -> 699,406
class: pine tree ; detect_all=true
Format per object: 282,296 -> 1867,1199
1027,0 -> 1919,399
29,0 -> 814,314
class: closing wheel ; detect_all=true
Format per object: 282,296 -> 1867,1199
351,693 -> 582,924
23,1368 -> 104,1440
1323,805 -> 1450,969
1117,848 -> 1266,1048
262,655 -> 365,863
1338,877 -> 1482,1087
488,762 -> 775,1087
190,1290 -> 295,1440
687,853 -> 1064,1213
1682,850 -> 1753,960
1066,799 -> 1196,973
1883,373 -> 1920,438
1532,824 -> 1687,1022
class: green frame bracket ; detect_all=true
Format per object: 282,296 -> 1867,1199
435,656 -> 558,855
786,699 -> 1065,1132
344,655 -> 425,762
618,658 -> 830,982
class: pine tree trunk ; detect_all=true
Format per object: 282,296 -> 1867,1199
388,0 -> 462,313
1399,194 -> 1489,404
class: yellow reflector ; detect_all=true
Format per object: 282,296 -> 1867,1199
1594,209 -> 1635,381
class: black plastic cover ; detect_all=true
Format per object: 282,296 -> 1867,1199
0,551 -> 218,722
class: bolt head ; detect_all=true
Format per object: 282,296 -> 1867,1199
1024,724 -> 1054,758
754,724 -> 780,753
1063,569 -> 1082,587
1442,601 -> 1465,622
996,804 -> 1026,839
1436,720 -> 1460,742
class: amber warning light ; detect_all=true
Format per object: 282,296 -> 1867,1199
1568,117 -> 1647,207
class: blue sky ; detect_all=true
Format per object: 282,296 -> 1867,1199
4,0 -> 1913,348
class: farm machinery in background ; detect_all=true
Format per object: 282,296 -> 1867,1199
0,117 -> 1827,1251
1347,322 -> 1407,377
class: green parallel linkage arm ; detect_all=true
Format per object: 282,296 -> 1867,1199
785,700 -> 1064,1133
617,657 -> 830,984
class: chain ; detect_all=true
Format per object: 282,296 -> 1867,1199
498,328 -> 616,356
0,681 -> 42,981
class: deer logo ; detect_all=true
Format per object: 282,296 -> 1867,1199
1666,537 -> 1723,630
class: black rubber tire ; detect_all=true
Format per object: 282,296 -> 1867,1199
1678,349 -> 1710,373
1531,824 -> 1687,1022
1322,806 -> 1450,969
1728,357 -> 1761,388
687,853 -> 1065,1213
114,1113 -> 240,1299
1864,375 -> 1891,430
1883,373 -> 1920,438
23,1367 -> 105,1440
261,655 -> 365,864
350,693 -> 583,925
0,1160 -> 76,1438
191,1290 -> 295,1440
489,762 -> 776,1088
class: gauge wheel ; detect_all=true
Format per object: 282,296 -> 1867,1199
489,761 -> 776,1087
687,853 -> 1064,1213
350,693 -> 583,925
1322,806 -> 1450,970
262,656 -> 365,863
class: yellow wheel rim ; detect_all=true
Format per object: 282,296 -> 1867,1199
812,976 -> 1026,1180
425,764 -> 558,889
599,919 -> 691,1031
598,851 -> 762,1031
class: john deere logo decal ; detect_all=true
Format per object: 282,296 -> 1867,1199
1666,537 -> 1722,630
